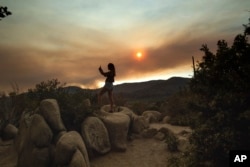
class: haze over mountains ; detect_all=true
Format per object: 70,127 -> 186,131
66,77 -> 190,101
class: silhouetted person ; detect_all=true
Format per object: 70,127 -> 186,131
98,63 -> 116,112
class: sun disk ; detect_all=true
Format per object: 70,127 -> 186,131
137,52 -> 142,58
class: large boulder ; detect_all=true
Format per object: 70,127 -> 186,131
55,131 -> 90,167
142,110 -> 162,123
162,115 -> 171,123
81,116 -> 110,157
68,149 -> 88,167
68,150 -> 87,167
30,114 -> 53,148
2,124 -> 18,140
16,114 -> 53,167
18,147 -> 51,167
29,147 -> 51,167
118,106 -> 136,120
39,99 -> 66,134
141,128 -> 158,138
99,105 -> 115,114
14,99 -> 93,167
98,109 -> 130,151
132,116 -> 149,134
113,106 -> 149,134
15,112 -> 31,155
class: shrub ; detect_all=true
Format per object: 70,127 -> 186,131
186,18 -> 250,166
161,128 -> 179,152
0,83 -> 28,131
163,89 -> 196,126
27,79 -> 94,131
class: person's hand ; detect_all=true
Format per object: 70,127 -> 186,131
99,66 -> 103,73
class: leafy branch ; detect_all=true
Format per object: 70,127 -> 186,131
0,6 -> 12,20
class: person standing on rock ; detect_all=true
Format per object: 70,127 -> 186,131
98,63 -> 116,112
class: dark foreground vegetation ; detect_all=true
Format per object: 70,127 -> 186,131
167,18 -> 250,167
0,18 -> 250,167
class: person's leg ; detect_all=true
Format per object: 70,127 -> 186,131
98,88 -> 107,106
108,90 -> 114,112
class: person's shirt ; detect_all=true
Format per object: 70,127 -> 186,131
104,71 -> 115,83
99,68 -> 115,83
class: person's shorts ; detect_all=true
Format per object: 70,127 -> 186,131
104,82 -> 113,91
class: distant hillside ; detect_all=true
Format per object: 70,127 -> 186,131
113,77 -> 190,101
64,77 -> 190,101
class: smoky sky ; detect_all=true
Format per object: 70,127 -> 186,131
0,0 -> 249,92
0,31 -> 234,92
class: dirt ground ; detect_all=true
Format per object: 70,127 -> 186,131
0,123 -> 191,167
90,123 -> 191,167
90,137 -> 170,167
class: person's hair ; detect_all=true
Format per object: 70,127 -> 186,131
108,63 -> 116,76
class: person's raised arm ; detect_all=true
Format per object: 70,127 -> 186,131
98,66 -> 106,76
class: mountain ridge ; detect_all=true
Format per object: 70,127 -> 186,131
113,77 -> 190,100
65,77 -> 190,101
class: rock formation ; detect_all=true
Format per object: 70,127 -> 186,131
55,131 -> 89,167
142,110 -> 162,123
15,99 -> 90,167
2,124 -> 18,140
81,116 -> 110,157
0,98 -> 191,167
